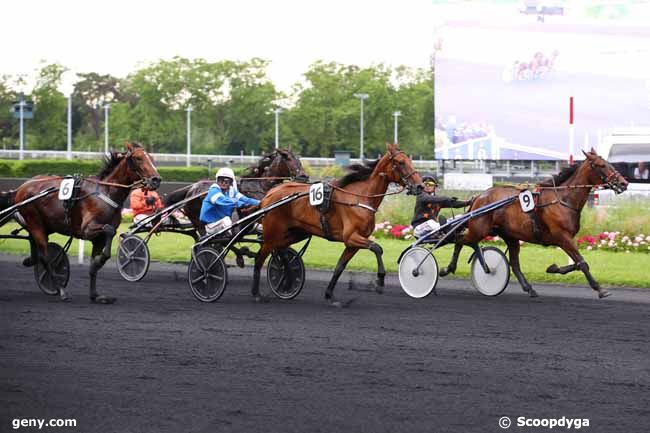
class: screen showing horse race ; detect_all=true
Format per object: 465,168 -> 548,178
433,2 -> 650,160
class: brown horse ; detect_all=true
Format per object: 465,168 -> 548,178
440,149 -> 628,298
252,143 -> 423,306
163,147 -> 308,235
10,142 -> 161,303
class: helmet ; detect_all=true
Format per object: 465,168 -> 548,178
216,167 -> 236,183
421,173 -> 437,184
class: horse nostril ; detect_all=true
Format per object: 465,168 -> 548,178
151,177 -> 161,188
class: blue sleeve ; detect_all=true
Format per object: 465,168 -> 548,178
210,191 -> 238,207
235,192 -> 260,207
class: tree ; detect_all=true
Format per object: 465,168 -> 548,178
0,75 -> 17,149
30,63 -> 67,150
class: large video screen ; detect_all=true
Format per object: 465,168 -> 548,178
434,4 -> 650,160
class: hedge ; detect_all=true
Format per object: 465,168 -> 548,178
0,159 -> 247,182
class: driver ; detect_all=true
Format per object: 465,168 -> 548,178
200,167 -> 260,235
411,174 -> 471,239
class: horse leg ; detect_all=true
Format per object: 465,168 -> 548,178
324,246 -> 359,307
251,243 -> 273,302
368,241 -> 385,294
504,238 -> 537,297
86,224 -> 117,304
440,241 -> 463,277
31,228 -> 70,301
547,238 -> 609,298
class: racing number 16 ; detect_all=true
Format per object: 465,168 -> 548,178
309,183 -> 324,206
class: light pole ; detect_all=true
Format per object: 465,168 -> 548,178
67,93 -> 72,160
393,111 -> 401,144
186,105 -> 193,167
18,94 -> 25,160
104,103 -> 110,153
273,108 -> 283,149
354,93 -> 369,159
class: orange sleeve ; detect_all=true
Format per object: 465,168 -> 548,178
130,189 -> 147,215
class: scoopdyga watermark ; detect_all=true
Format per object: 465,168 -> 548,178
499,416 -> 590,429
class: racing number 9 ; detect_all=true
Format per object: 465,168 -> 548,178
518,190 -> 534,213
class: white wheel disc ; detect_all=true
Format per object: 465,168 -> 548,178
471,247 -> 510,296
398,247 -> 438,298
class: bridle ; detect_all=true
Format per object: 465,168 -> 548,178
122,147 -> 159,190
387,149 -> 419,192
588,158 -> 625,193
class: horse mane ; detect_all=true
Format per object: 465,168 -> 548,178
537,162 -> 580,187
98,142 -> 144,179
98,152 -> 121,179
241,151 -> 277,178
336,159 -> 380,187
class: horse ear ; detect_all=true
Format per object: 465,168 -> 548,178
590,147 -> 597,154
125,141 -> 134,152
582,150 -> 590,159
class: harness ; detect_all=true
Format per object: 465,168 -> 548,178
318,183 -> 335,241
315,148 -> 415,241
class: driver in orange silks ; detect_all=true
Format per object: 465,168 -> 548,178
130,188 -> 163,223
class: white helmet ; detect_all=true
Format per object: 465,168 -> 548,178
216,167 -> 236,182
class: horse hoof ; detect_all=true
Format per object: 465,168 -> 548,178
235,255 -> 245,268
374,283 -> 384,295
529,289 -> 538,298
327,297 -> 357,308
22,257 -> 35,267
254,295 -> 270,304
90,295 -> 116,305
60,293 -> 71,302
598,290 -> 611,299
439,268 -> 453,277
546,264 -> 559,274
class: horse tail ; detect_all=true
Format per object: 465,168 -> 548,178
0,190 -> 16,212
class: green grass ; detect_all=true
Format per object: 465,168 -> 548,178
1,223 -> 648,288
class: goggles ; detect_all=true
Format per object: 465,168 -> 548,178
423,180 -> 437,188
217,176 -> 233,185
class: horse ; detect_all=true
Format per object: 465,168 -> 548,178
6,142 -> 161,303
163,147 -> 308,236
439,149 -> 628,299
252,143 -> 423,306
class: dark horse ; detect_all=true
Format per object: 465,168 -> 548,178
252,143 -> 423,306
163,147 -> 308,235
7,142 -> 161,303
440,149 -> 628,298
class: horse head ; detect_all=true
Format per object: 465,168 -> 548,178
121,142 -> 161,190
382,143 -> 423,195
582,148 -> 628,194
270,148 -> 309,182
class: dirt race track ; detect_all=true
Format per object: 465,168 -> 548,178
1,256 -> 649,433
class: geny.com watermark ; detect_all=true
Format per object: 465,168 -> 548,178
499,416 -> 590,430
12,418 -> 77,430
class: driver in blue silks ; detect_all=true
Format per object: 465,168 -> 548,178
200,167 -> 260,234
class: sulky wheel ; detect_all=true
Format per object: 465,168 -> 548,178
116,235 -> 150,282
34,242 -> 70,296
398,247 -> 438,298
470,246 -> 510,297
267,248 -> 305,300
188,247 -> 228,303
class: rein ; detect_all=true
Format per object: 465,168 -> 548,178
21,176 -> 145,190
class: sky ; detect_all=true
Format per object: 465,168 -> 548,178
3,0 -> 434,92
